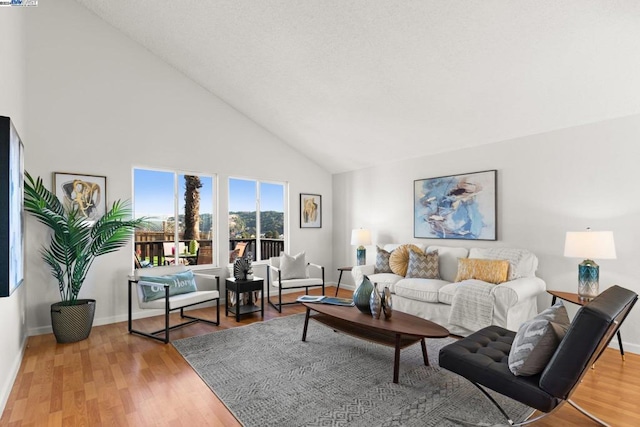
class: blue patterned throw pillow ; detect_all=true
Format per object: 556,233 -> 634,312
138,270 -> 198,302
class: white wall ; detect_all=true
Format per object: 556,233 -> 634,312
0,5 -> 29,416
24,0 -> 332,334
334,114 -> 640,354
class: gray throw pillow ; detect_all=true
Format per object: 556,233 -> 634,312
508,301 -> 570,376
280,252 -> 307,279
374,246 -> 393,273
405,249 -> 440,279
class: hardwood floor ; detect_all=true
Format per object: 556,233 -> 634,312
2,287 -> 638,426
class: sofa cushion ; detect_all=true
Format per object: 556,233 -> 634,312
389,244 -> 423,276
406,249 -> 440,279
508,301 -> 570,376
437,281 -> 467,305
374,246 -> 393,273
455,258 -> 510,284
394,278 -> 450,303
368,273 -> 404,293
426,246 -> 469,282
469,247 -> 538,280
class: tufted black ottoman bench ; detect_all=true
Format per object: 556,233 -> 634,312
438,285 -> 637,426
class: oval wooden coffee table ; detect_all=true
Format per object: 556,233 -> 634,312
301,302 -> 450,384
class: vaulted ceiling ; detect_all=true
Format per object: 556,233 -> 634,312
75,0 -> 640,174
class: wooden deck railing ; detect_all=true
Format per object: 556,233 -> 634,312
135,237 -> 284,267
228,238 -> 284,261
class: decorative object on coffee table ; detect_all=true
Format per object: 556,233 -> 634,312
564,228 -> 616,300
370,286 -> 382,318
382,286 -> 393,319
353,274 -> 375,313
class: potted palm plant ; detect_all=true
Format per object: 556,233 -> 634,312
24,172 -> 146,343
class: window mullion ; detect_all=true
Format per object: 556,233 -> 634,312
255,181 -> 261,261
174,172 -> 180,253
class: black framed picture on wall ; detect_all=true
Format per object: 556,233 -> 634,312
300,193 -> 322,228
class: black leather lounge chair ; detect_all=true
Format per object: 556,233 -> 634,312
439,285 -> 637,426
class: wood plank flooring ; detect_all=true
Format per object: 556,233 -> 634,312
2,287 -> 638,426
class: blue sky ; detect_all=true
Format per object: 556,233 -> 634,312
134,169 -> 283,217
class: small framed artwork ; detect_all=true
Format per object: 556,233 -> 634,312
300,193 -> 322,228
414,169 -> 497,240
53,172 -> 107,222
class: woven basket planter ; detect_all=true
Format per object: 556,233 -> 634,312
50,299 -> 96,343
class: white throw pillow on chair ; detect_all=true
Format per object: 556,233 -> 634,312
280,252 -> 307,279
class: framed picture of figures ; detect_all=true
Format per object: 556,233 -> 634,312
300,193 -> 322,228
54,172 -> 107,222
414,169 -> 497,240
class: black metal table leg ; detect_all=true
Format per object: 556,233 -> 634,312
617,330 -> 625,360
335,270 -> 344,296
302,307 -> 310,341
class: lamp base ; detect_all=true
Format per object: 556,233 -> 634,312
578,260 -> 599,301
356,247 -> 366,266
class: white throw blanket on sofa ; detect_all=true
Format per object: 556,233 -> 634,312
448,280 -> 495,332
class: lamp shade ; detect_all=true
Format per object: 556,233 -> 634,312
350,229 -> 372,247
564,231 -> 616,260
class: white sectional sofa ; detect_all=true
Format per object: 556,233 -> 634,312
352,244 -> 546,336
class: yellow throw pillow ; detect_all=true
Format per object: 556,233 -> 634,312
455,258 -> 510,284
389,244 -> 422,276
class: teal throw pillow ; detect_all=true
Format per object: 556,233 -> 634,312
138,270 -> 198,302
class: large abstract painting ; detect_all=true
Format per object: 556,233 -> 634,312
414,170 -> 497,240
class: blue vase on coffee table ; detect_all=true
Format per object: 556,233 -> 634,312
353,275 -> 374,314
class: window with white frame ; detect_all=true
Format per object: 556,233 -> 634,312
228,178 -> 286,263
133,168 -> 216,268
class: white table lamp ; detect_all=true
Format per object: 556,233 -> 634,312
564,228 -> 616,300
351,229 -> 372,266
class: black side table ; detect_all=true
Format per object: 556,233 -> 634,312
226,277 -> 264,322
334,267 -> 353,296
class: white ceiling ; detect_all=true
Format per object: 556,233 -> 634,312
75,0 -> 640,174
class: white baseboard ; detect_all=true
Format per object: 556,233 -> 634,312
27,300 -> 220,336
0,334 -> 28,417
28,282 -> 349,336
610,337 -> 639,355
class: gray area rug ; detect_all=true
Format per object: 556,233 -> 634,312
173,314 -> 532,426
